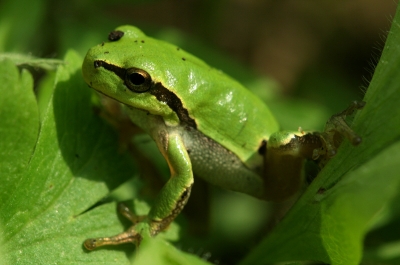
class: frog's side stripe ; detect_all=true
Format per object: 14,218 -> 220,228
94,60 -> 197,128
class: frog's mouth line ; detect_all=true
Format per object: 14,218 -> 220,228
92,60 -> 197,129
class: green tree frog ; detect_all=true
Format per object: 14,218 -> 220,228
82,25 -> 364,250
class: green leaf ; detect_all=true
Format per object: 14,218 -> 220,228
0,53 -> 64,71
0,59 -> 38,210
0,50 -> 213,264
0,51 -> 136,264
134,236 -> 213,265
240,4 -> 400,265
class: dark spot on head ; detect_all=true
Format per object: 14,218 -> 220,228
104,51 -> 109,54
101,42 -> 105,46
176,47 -> 180,51
108,30 -> 124,41
182,57 -> 186,61
141,40 -> 145,43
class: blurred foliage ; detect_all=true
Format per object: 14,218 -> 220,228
0,0 -> 399,264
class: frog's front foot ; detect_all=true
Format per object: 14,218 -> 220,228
83,203 -> 146,250
313,100 -> 365,161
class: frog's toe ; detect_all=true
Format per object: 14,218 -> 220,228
83,203 -> 145,251
83,227 -> 142,250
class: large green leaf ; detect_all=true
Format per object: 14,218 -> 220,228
0,51 -> 136,264
0,50 -> 212,264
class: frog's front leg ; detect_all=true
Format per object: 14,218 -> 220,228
314,100 -> 365,161
83,131 -> 193,250
148,132 -> 193,235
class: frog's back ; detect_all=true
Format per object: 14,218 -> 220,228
176,64 -> 279,163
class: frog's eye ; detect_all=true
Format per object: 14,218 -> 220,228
125,68 -> 152,93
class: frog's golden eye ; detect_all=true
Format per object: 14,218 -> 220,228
125,68 -> 152,93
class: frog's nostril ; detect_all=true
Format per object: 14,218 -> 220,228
94,60 -> 103,68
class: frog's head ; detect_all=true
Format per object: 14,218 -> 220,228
82,25 -> 207,127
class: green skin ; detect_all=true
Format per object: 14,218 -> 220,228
82,25 -> 363,250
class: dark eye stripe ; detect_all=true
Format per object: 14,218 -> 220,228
92,60 -> 197,128
150,83 -> 197,128
94,60 -> 126,80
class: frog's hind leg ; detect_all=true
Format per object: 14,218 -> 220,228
83,203 -> 146,250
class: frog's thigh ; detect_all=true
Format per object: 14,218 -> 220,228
148,132 -> 194,235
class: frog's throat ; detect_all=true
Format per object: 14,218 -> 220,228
93,60 -> 197,128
